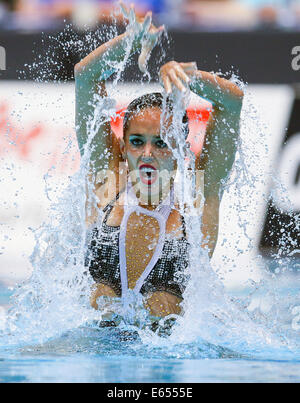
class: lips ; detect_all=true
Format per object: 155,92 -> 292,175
139,164 -> 158,186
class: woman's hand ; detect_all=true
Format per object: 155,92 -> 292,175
120,2 -> 165,73
159,61 -> 198,94
145,291 -> 182,317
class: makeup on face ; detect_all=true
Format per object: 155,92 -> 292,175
123,107 -> 177,204
127,133 -> 175,185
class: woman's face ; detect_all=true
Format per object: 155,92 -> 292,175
121,107 -> 176,205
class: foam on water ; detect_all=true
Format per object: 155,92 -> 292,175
0,16 -> 299,362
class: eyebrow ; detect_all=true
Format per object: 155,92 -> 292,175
129,133 -> 161,138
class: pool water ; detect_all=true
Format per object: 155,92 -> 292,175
0,324 -> 300,383
0,259 -> 300,383
1,352 -> 300,383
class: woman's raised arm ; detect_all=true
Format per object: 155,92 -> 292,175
74,3 -> 164,180
189,69 -> 244,198
159,61 -> 244,198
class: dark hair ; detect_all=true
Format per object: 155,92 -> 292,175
123,92 -> 189,138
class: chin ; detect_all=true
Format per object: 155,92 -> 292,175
128,168 -> 174,204
138,180 -> 173,206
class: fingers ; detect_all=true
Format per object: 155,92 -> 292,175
142,11 -> 152,34
180,62 -> 197,69
138,47 -> 150,73
119,1 -> 129,18
120,2 -> 137,25
120,2 -> 152,32
161,73 -> 172,94
138,33 -> 159,73
169,69 -> 187,92
180,62 -> 198,75
129,3 -> 136,25
160,62 -> 193,94
120,3 -> 164,74
138,20 -> 163,73
174,64 -> 190,84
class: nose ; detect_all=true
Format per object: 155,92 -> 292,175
143,141 -> 153,158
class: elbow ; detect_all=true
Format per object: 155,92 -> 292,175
229,83 -> 244,102
235,88 -> 244,106
74,62 -> 82,77
74,61 -> 88,78
236,91 -> 244,112
215,79 -> 244,112
74,62 -> 95,84
228,85 -> 244,112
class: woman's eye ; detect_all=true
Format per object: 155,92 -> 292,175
129,138 -> 144,147
155,139 -> 168,149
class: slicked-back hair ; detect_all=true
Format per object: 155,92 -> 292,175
123,92 -> 189,139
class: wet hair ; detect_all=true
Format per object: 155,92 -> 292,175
123,92 -> 189,139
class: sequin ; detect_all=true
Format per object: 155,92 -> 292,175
86,194 -> 190,299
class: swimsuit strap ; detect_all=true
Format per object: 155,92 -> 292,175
102,204 -> 114,226
102,189 -> 125,225
125,180 -> 174,217
119,181 -> 174,305
181,215 -> 187,238
102,190 -> 123,213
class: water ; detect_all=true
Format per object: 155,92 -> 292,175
0,273 -> 300,383
0,258 -> 299,383
1,14 -> 300,383
1,352 -> 300,383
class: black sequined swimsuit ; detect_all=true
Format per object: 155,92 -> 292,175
86,193 -> 190,299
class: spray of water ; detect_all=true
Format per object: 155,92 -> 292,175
1,15 -> 299,359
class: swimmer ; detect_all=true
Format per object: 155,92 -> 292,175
74,3 -> 244,325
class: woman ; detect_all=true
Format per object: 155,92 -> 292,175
74,3 -> 244,324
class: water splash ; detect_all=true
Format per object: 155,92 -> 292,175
0,16 -> 299,361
